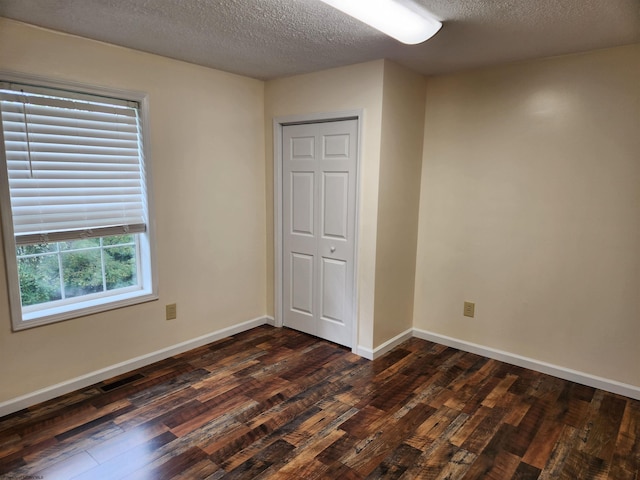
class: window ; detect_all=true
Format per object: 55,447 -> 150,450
0,75 -> 157,330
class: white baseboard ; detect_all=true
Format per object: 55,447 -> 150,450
4,319 -> 637,418
0,315 -> 273,418
356,328 -> 414,360
413,328 -> 640,401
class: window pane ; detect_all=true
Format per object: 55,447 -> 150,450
61,249 -> 103,298
18,254 -> 62,306
105,245 -> 137,290
103,234 -> 134,246
60,238 -> 101,251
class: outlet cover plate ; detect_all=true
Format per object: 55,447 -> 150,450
463,301 -> 475,318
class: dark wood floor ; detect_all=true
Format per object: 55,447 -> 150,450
1,325 -> 638,479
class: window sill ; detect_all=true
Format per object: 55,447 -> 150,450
14,290 -> 158,331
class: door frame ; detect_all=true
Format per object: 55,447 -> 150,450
273,110 -> 363,352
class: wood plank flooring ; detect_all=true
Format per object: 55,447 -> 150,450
1,325 -> 638,479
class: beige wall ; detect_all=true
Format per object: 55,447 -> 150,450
0,19 -> 267,402
414,45 -> 640,387
264,61 -> 385,350
373,61 -> 426,345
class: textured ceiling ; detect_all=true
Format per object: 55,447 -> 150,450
0,0 -> 639,80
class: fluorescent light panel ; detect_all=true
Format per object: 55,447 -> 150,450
319,0 -> 442,44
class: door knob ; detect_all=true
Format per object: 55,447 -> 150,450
330,246 -> 336,253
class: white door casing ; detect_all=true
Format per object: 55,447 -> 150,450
281,119 -> 358,347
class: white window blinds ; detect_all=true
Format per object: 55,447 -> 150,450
0,82 -> 147,245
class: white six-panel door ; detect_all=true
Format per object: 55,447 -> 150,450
282,120 -> 357,347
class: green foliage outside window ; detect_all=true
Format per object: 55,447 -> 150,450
17,254 -> 62,306
16,235 -> 138,307
105,245 -> 137,290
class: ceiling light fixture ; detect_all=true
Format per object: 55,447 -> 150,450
319,0 -> 442,45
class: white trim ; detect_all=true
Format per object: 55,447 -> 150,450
15,291 -> 159,331
356,328 -> 413,360
273,118 -> 284,329
413,328 -> 640,401
0,107 -> 21,327
3,318 -> 638,417
0,70 -> 150,106
273,110 -> 364,352
0,315 -> 273,418
139,94 -> 159,312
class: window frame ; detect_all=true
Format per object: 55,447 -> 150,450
0,71 -> 158,331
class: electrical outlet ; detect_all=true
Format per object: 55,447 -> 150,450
166,303 -> 177,320
463,301 -> 475,318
